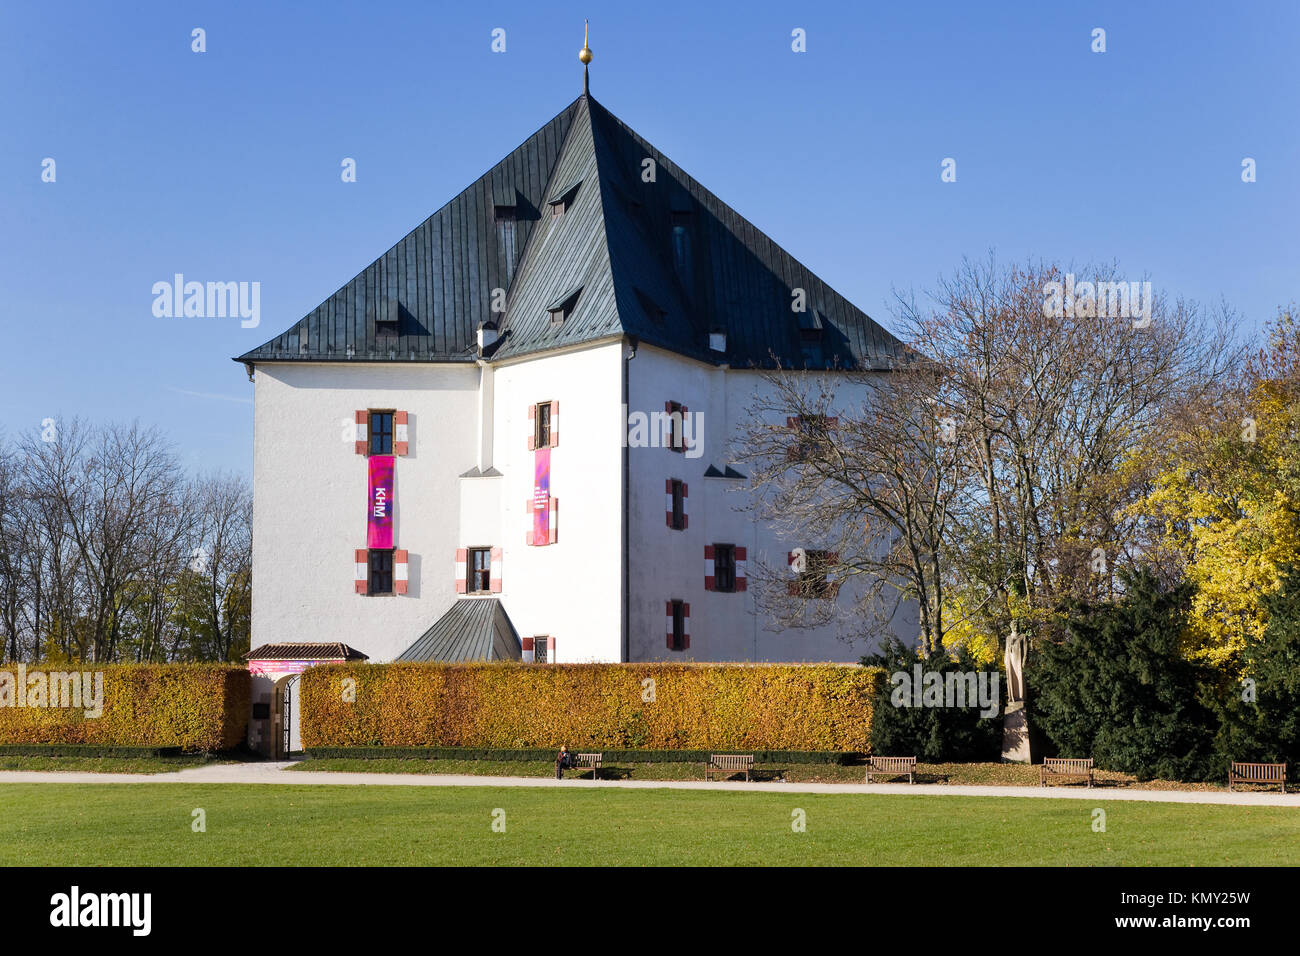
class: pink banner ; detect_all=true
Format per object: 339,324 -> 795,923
368,454 -> 394,548
532,446 -> 550,545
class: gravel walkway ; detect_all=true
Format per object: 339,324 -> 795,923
0,761 -> 1295,806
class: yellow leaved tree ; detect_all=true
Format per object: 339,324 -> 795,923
1128,310 -> 1300,670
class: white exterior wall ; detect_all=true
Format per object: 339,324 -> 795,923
625,344 -> 916,662
489,341 -> 624,662
250,342 -> 914,666
251,362 -> 480,662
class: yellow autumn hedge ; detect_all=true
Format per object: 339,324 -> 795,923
0,664 -> 249,751
301,662 -> 884,752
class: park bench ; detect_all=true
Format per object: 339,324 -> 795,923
865,755 -> 916,784
574,753 -> 603,780
1040,757 -> 1094,788
706,754 -> 755,782
1228,761 -> 1286,793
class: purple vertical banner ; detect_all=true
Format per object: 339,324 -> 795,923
368,455 -> 395,548
532,446 -> 550,544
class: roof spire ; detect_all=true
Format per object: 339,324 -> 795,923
579,19 -> 593,95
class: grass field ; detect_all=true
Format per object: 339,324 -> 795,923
0,754 -> 223,774
0,783 -> 1295,865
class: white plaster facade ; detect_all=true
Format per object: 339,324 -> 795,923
249,339 -> 917,665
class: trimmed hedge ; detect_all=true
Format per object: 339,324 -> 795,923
0,664 -> 249,752
304,746 -> 855,764
301,662 -> 883,752
0,744 -> 184,758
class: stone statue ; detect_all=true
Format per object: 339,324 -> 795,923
1003,621 -> 1026,704
1001,620 -> 1031,762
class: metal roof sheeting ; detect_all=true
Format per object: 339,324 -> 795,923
396,598 -> 523,662
238,94 -> 906,371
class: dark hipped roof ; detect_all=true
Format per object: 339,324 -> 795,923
237,94 -> 907,371
396,598 -> 522,662
245,642 -> 369,661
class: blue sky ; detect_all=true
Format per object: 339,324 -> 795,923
2,0 -> 1297,476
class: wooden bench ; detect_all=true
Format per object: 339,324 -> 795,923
574,753 -> 602,780
1229,761 -> 1286,793
706,754 -> 755,781
865,756 -> 916,784
1040,758 -> 1094,788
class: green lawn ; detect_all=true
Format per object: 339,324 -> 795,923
0,783 -> 1294,865
0,754 -> 225,774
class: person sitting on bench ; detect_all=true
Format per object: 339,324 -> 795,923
555,744 -> 574,779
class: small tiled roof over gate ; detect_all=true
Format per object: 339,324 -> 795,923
244,642 -> 369,662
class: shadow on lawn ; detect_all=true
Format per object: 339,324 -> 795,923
577,765 -> 788,783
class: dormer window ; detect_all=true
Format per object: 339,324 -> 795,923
798,309 -> 825,364
671,211 -> 693,287
547,287 -> 582,328
635,288 -> 666,324
493,186 -> 519,221
548,181 -> 581,218
376,299 -> 400,336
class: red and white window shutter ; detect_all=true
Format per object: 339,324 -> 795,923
663,401 -> 691,451
454,548 -> 468,593
527,401 -> 559,450
394,410 -> 409,455
490,547 -> 503,593
524,497 -> 559,546
521,636 -> 556,663
705,546 -> 748,591
354,411 -> 369,455
394,549 -> 409,594
665,601 -> 690,650
665,479 -> 688,529
354,548 -> 368,594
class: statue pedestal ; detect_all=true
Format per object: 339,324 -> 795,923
1002,701 -> 1031,763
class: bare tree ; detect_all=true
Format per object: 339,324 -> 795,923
0,420 -> 252,664
898,257 -> 1236,648
739,256 -> 1236,661
736,359 -> 968,655
183,472 -> 252,662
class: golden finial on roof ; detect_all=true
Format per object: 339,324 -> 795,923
579,19 -> 592,93
579,20 -> 593,63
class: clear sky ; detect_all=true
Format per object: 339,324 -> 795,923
3,0 -> 1297,476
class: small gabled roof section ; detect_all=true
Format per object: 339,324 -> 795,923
245,642 -> 369,662
547,177 -> 582,207
397,598 -> 523,662
546,285 -> 583,314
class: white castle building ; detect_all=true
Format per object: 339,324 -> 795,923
236,69 -> 914,706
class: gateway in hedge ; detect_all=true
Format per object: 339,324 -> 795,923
234,48 -> 917,666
